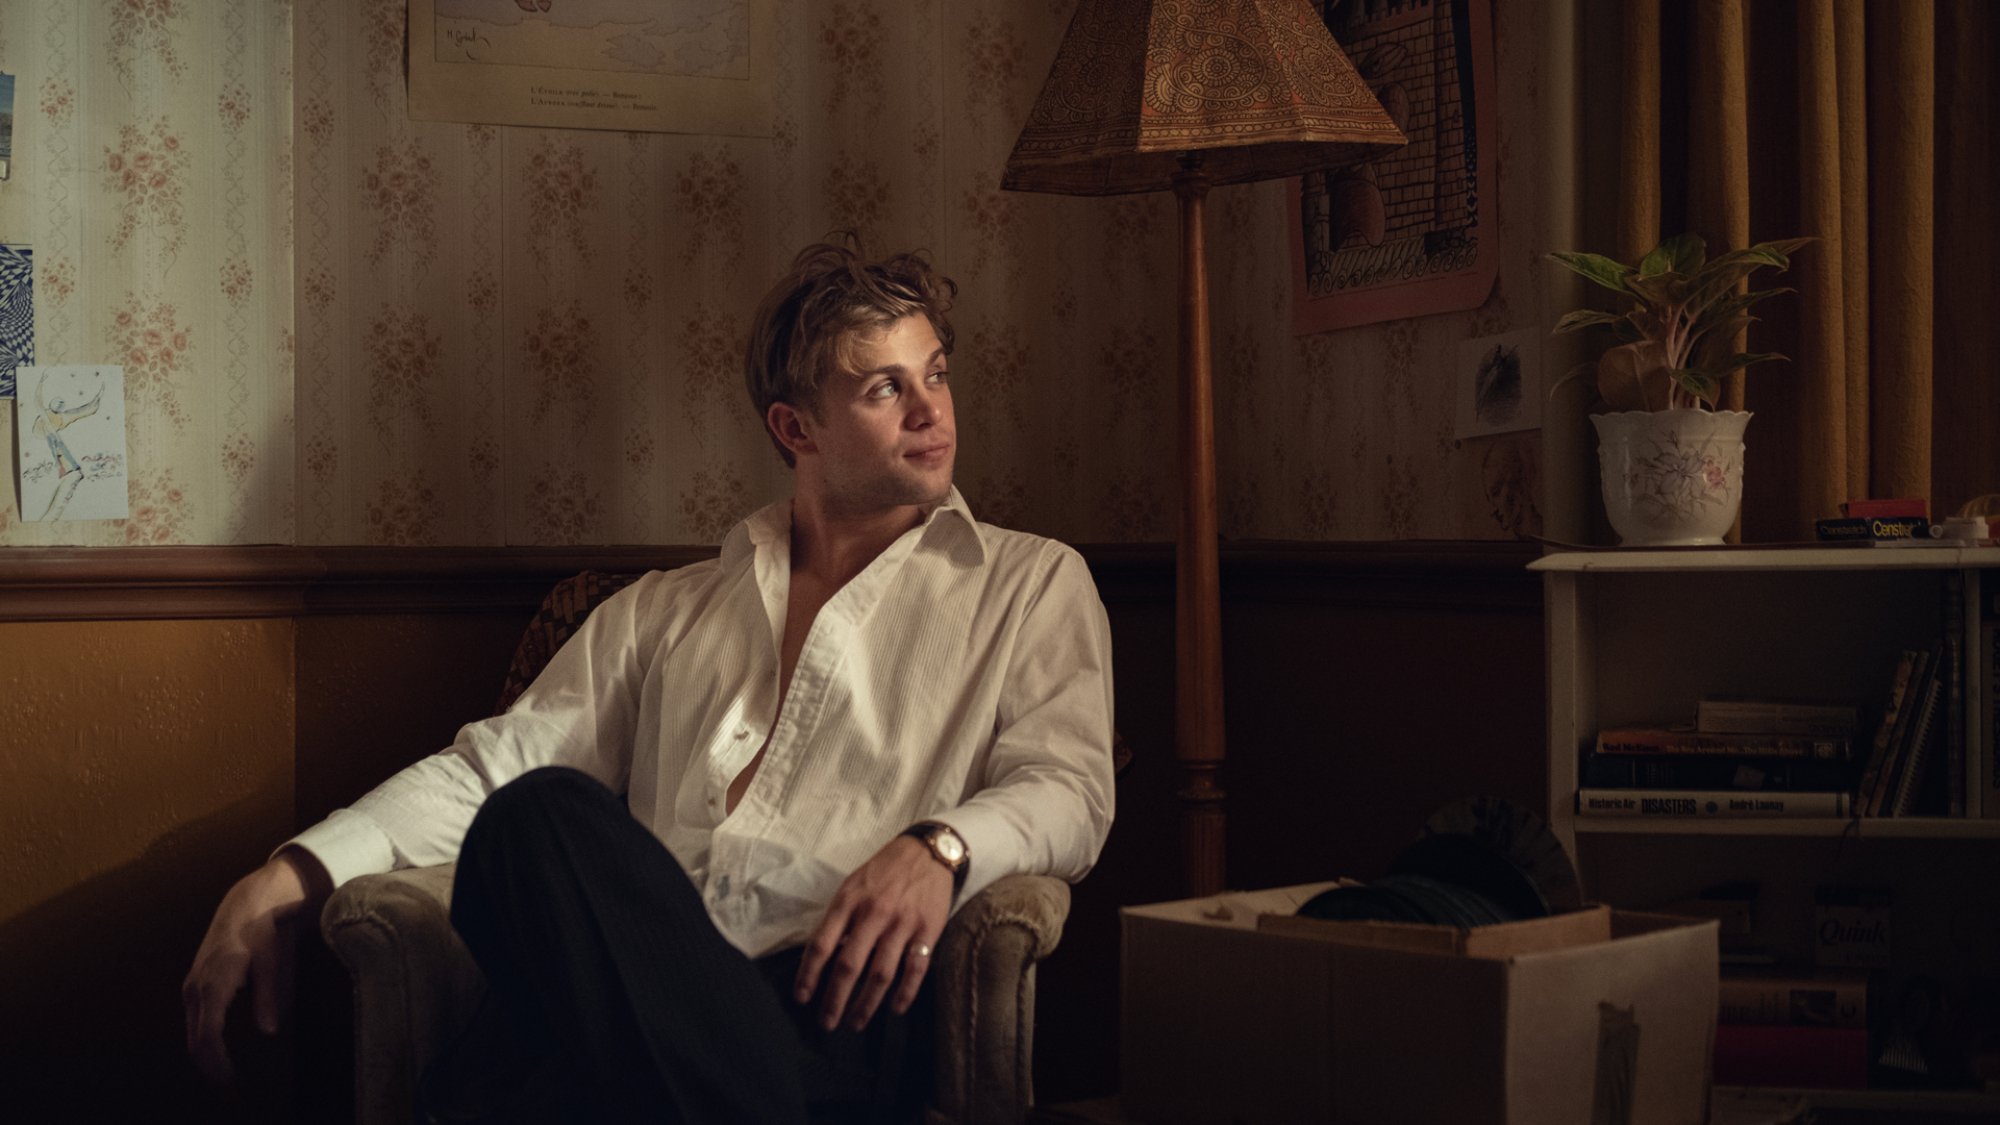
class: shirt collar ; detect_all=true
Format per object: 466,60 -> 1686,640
722,485 -> 987,570
920,486 -> 988,564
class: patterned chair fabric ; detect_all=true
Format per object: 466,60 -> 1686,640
493,570 -> 642,715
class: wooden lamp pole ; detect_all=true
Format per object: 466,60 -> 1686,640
1000,0 -> 1406,900
1173,154 -> 1227,897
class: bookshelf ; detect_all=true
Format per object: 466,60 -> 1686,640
1534,546 -> 2000,1114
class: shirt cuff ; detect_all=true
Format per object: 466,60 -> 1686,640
280,807 -> 398,892
927,804 -> 1020,910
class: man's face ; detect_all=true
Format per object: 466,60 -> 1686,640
805,313 -> 955,514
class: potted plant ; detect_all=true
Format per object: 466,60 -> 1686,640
1547,233 -> 1812,546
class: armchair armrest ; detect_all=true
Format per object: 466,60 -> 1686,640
928,873 -> 1070,1125
322,864 -> 483,1125
323,865 -> 1071,1125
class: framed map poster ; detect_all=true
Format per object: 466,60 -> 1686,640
1289,0 -> 1497,333
409,0 -> 774,137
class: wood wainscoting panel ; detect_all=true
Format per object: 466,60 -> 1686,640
0,616 -> 296,1122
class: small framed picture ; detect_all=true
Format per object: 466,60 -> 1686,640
1455,329 -> 1542,439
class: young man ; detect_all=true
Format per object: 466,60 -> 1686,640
182,241 -> 1116,1122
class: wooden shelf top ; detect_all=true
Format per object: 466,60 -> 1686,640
1573,815 -> 2000,839
1716,1083 -> 2000,1114
1532,544 -> 2000,573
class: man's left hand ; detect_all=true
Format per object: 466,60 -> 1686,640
794,834 -> 953,1032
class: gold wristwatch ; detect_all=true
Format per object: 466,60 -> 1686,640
902,821 -> 969,891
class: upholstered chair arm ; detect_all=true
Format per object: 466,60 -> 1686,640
323,863 -> 1070,1125
321,864 -> 483,1125
927,873 -> 1071,1125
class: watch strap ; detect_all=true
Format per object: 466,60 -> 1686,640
903,821 -> 968,890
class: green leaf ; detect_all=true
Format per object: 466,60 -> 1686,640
1714,351 -> 1787,371
1553,309 -> 1624,333
1688,316 -> 1757,370
1623,272 -> 1685,310
1687,240 -> 1812,309
1697,314 -> 1757,343
1683,258 -> 1795,322
1746,236 -> 1815,263
1546,251 -> 1634,295
1665,233 -> 1708,274
1701,287 -> 1793,326
1598,340 -> 1673,412
1670,368 -> 1721,407
1641,233 -> 1706,277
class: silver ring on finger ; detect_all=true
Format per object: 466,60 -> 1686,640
910,942 -> 932,959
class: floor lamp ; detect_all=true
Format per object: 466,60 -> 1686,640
1002,0 -> 1404,896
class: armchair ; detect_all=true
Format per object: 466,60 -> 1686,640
319,572 -> 1073,1125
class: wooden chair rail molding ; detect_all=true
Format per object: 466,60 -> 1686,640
0,541 -> 1543,622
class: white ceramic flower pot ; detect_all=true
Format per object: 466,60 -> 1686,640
1592,408 -> 1751,546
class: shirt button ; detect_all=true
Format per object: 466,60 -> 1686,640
716,874 -> 732,897
734,728 -> 749,740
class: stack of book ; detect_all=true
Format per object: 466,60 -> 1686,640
1986,590 -> 1999,821
1856,648 -> 1950,817
1814,497 -> 1932,543
1577,700 -> 1861,818
1712,969 -> 1870,1089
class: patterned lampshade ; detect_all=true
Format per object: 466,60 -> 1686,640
1002,0 -> 1407,196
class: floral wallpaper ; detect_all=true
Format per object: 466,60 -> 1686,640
0,0 -> 1556,548
0,0 -> 294,547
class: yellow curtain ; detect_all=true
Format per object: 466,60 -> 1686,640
1611,0 -> 1998,540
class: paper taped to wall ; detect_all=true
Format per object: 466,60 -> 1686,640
16,364 -> 129,522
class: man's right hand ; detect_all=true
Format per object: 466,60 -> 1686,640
182,847 -> 332,1085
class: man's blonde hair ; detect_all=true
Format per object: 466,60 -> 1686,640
744,236 -> 957,466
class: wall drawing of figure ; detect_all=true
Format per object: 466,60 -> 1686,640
14,365 -> 129,525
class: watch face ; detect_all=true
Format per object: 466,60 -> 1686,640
934,829 -> 966,865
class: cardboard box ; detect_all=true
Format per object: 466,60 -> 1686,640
1120,883 -> 1719,1125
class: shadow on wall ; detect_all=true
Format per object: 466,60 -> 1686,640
0,790 -> 345,1125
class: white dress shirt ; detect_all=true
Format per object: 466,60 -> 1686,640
289,487 -> 1116,958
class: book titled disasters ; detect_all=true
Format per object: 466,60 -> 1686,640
1578,788 -> 1851,818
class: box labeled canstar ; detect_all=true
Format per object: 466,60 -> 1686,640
1120,883 -> 1718,1125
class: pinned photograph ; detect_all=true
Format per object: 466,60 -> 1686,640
1456,329 -> 1542,439
16,364 -> 129,522
0,71 -> 14,180
0,242 -> 32,398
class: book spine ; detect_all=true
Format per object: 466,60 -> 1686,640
1584,756 -> 1849,791
1578,789 -> 1849,818
1889,674 -> 1944,817
1595,730 -> 1851,759
1717,975 -> 1867,1028
1855,650 -> 1918,814
1868,649 -> 1936,816
1712,1024 -> 1869,1089
1582,754 -> 1854,791
1947,573 -> 1966,817
1987,618 -> 2000,819
1841,498 -> 1929,519
1815,515 -> 1931,541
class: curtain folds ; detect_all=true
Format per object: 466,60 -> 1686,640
1865,0 -> 1934,506
1688,0 -> 1751,416
1610,0 -> 1997,540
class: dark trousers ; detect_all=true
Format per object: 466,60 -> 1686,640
423,767 -> 931,1125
